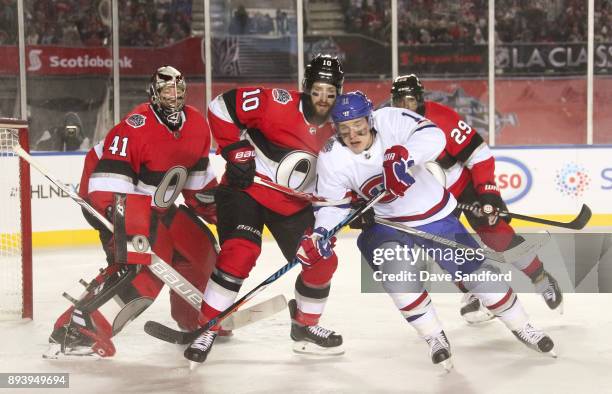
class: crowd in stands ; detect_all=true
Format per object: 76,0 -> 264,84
0,0 -> 192,47
2,0 -> 612,47
229,5 -> 293,36
344,0 -> 612,45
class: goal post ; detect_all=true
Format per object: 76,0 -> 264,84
0,119 -> 32,319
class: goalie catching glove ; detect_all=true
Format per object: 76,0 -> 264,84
296,227 -> 337,268
221,140 -> 256,189
382,145 -> 415,197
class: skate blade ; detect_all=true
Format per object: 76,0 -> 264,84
438,358 -> 454,373
292,341 -> 345,356
556,301 -> 564,315
43,344 -> 100,360
189,361 -> 202,371
545,350 -> 558,358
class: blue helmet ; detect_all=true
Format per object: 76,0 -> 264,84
330,91 -> 374,126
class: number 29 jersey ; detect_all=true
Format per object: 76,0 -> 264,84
207,87 -> 335,215
86,103 -> 217,216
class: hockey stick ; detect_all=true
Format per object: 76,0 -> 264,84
253,176 -> 349,206
373,217 -> 550,265
144,191 -> 388,344
5,132 -> 281,330
457,203 -> 592,230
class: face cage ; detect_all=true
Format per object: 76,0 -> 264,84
152,79 -> 186,114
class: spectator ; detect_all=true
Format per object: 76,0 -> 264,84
35,112 -> 88,152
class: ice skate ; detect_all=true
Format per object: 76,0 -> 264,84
424,330 -> 453,372
512,322 -> 556,357
43,324 -> 115,359
184,330 -> 218,369
289,299 -> 344,355
535,271 -> 563,313
460,294 -> 494,324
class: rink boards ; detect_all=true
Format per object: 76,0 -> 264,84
19,146 -> 612,247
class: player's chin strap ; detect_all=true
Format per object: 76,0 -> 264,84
143,191 -> 388,345
457,203 -> 592,230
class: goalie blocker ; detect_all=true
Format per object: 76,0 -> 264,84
46,194 -> 218,358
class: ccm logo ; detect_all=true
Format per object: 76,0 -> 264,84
233,150 -> 255,161
383,153 -> 396,161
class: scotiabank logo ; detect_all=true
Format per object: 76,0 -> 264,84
494,157 -> 532,204
28,49 -> 43,71
49,55 -> 133,69
27,48 -> 133,71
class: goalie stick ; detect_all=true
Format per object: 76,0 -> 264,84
457,203 -> 592,230
144,191 -> 388,345
373,217 -> 550,265
5,131 -> 282,331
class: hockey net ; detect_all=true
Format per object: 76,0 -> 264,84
0,119 -> 32,319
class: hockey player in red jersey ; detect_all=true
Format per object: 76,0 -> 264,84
184,54 -> 345,364
389,74 -> 562,322
45,66 -> 219,358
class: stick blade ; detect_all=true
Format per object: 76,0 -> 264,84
566,204 -> 592,230
222,295 -> 287,330
144,321 -> 191,344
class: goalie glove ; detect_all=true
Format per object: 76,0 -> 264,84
382,145 -> 416,197
112,193 -> 154,265
296,227 -> 337,268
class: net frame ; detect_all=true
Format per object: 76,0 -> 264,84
0,118 -> 32,319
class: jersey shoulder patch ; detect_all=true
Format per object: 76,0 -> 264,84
126,114 -> 146,128
322,136 -> 336,153
272,88 -> 292,105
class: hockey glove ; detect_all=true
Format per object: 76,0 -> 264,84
348,195 -> 375,230
221,140 -> 256,189
475,183 -> 510,225
296,227 -> 337,268
382,145 -> 416,197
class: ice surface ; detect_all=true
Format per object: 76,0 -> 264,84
1,234 -> 611,394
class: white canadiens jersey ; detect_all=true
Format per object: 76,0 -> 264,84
314,107 -> 457,231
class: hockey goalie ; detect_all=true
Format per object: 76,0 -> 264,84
45,65 -> 220,358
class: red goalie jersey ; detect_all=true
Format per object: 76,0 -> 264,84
425,101 -> 497,198
208,87 -> 335,215
85,103 -> 217,218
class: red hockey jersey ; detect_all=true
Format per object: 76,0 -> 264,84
424,101 -> 497,197
208,87 -> 335,215
86,103 -> 217,216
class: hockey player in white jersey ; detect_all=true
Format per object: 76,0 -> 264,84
301,91 -> 556,369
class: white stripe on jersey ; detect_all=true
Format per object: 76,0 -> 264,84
89,174 -> 138,195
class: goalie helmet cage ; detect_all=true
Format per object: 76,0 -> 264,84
0,119 -> 32,319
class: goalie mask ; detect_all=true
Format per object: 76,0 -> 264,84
149,65 -> 186,129
390,74 -> 425,116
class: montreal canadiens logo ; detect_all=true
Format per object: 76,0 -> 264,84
360,175 -> 397,203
